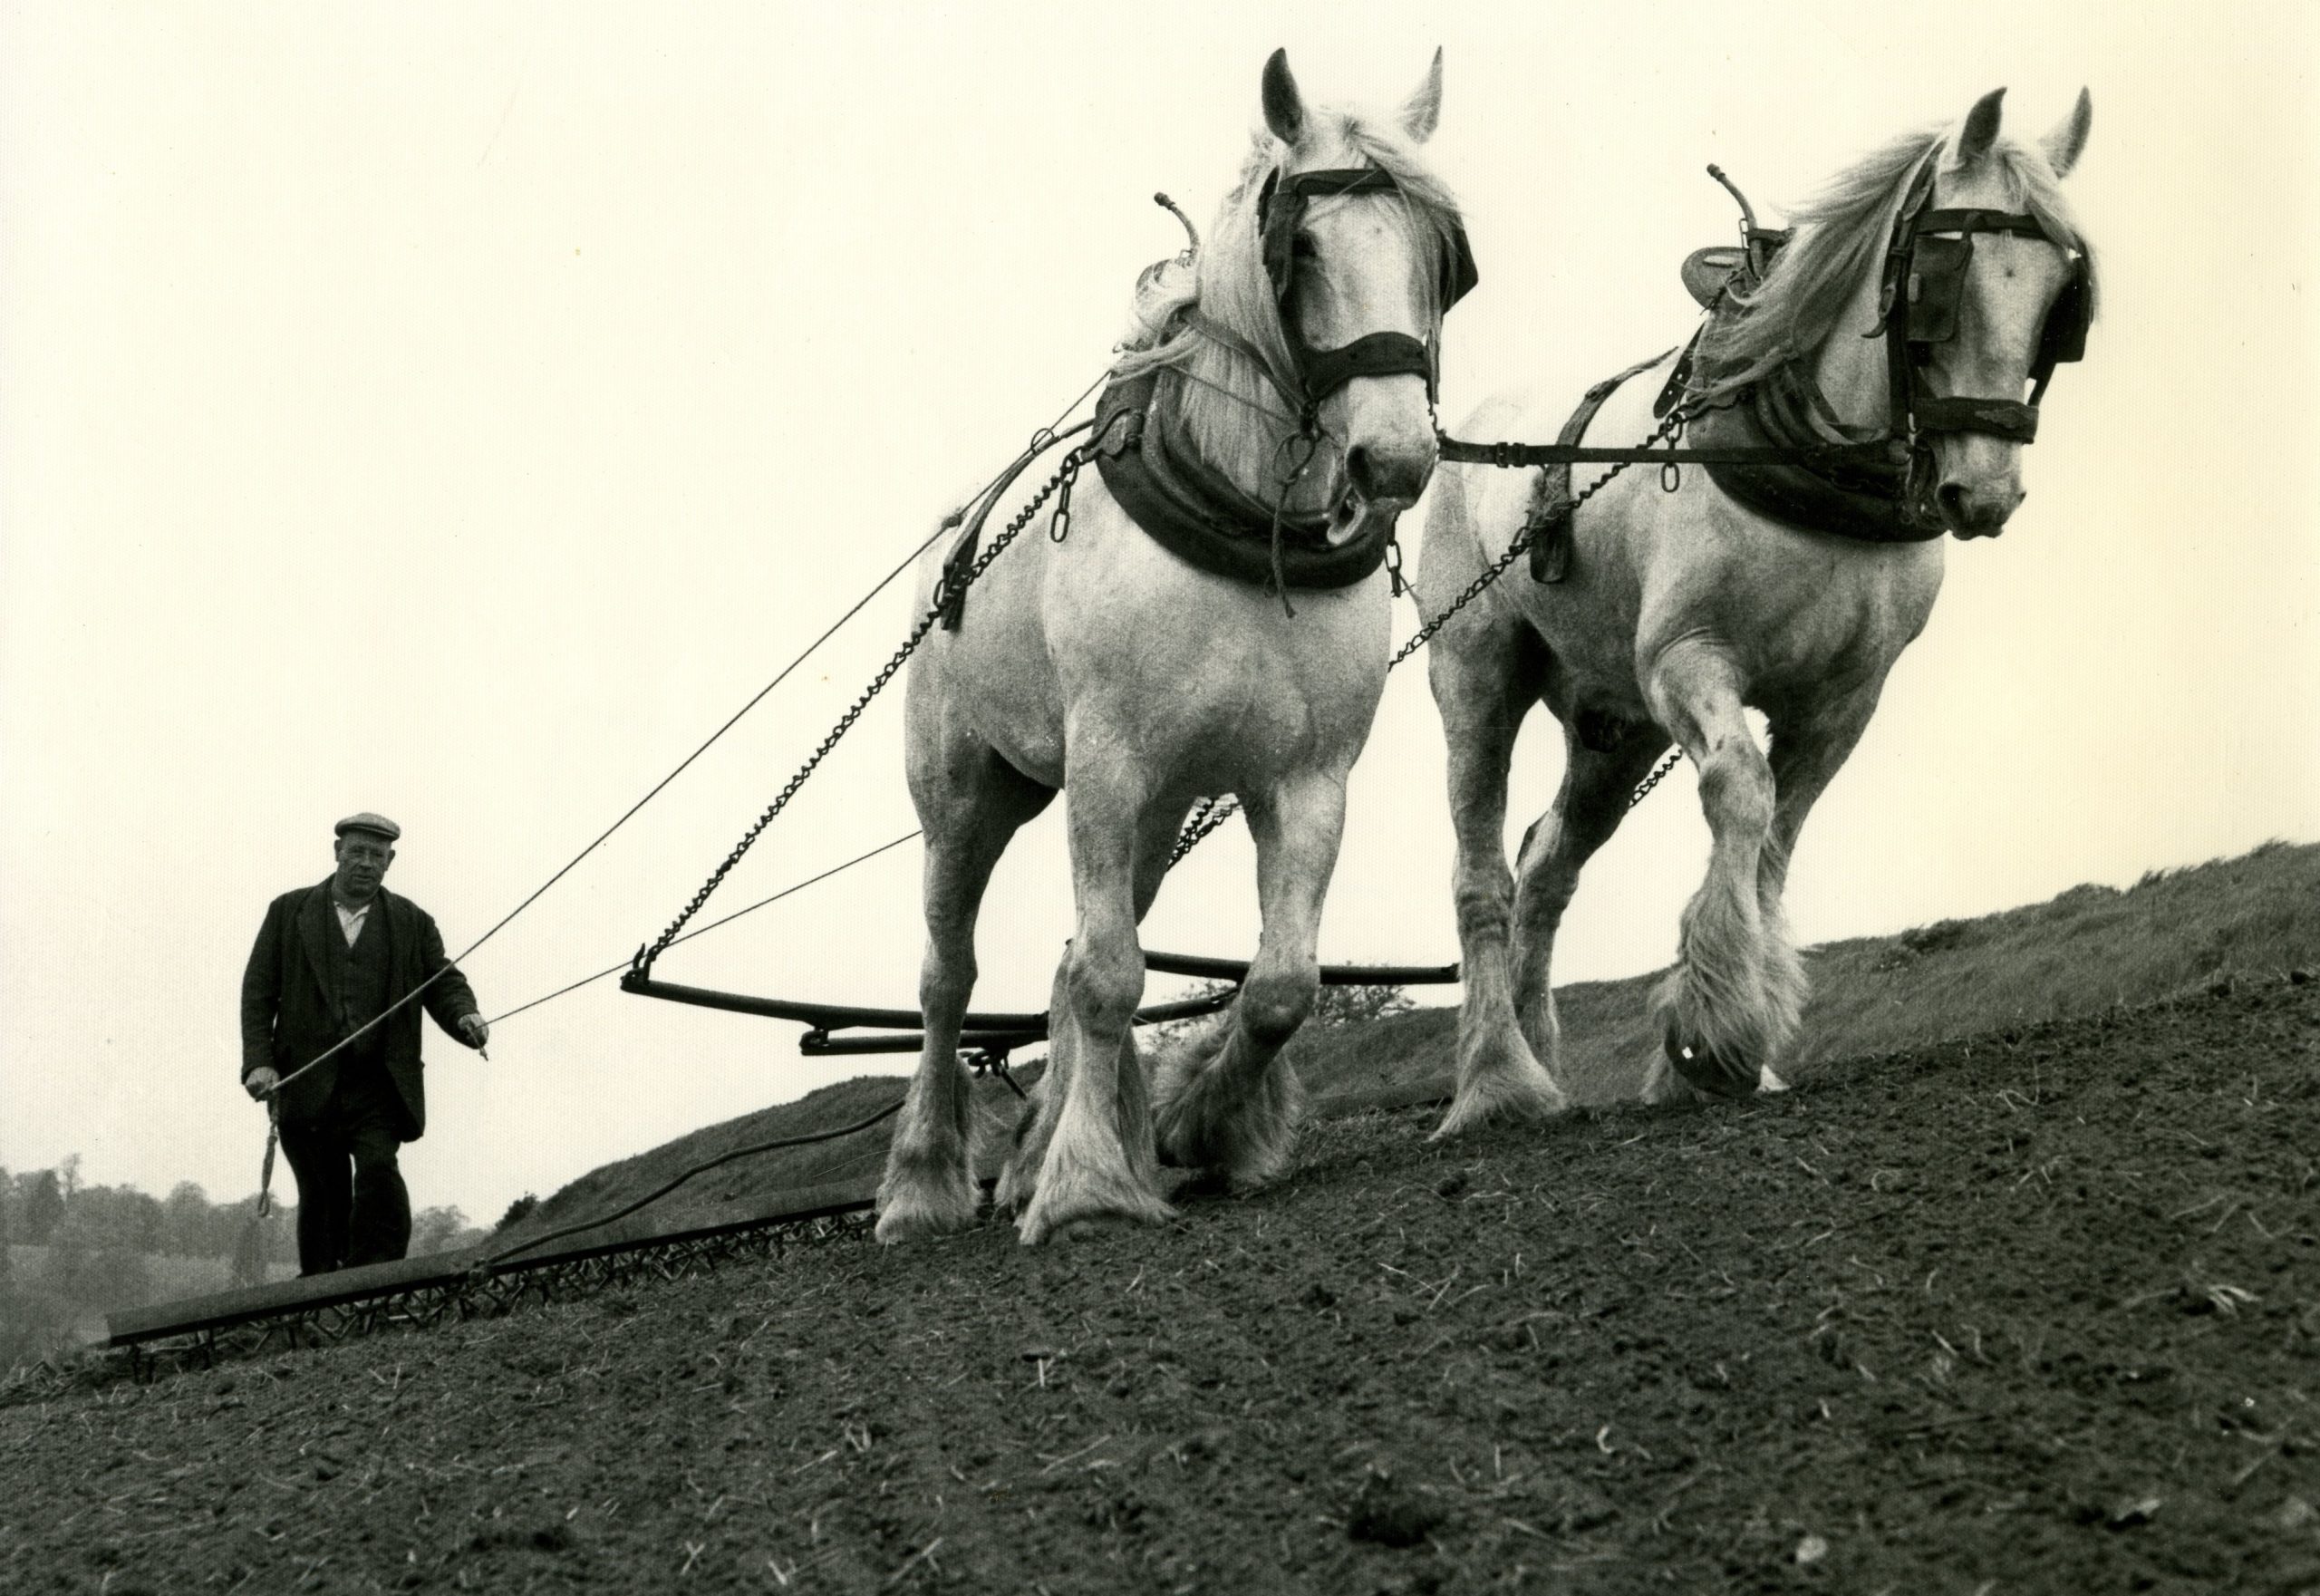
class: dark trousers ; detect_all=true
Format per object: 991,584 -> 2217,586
277,1056 -> 412,1275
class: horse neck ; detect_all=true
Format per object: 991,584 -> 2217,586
1803,258 -> 1897,435
1168,335 -> 1312,509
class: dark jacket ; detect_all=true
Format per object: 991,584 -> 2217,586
239,878 -> 480,1138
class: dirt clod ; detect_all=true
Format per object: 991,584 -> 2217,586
1347,1472 -> 1444,1548
4,982 -> 2316,1594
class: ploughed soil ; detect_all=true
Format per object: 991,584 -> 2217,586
4,978 -> 2317,1594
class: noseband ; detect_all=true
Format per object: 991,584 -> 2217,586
1876,159 -> 2092,451
1253,166 -> 1478,422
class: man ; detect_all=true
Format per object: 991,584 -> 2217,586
239,813 -> 488,1275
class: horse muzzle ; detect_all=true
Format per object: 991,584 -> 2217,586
1329,434 -> 1436,545
1915,397 -> 2035,538
1938,479 -> 2025,539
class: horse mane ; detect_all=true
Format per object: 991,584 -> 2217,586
1696,122 -> 2100,401
1112,108 -> 1465,492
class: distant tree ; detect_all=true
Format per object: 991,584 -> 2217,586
19,1172 -> 63,1246
164,1182 -> 214,1258
410,1206 -> 471,1256
1310,983 -> 1415,1026
0,1286 -> 70,1374
71,1186 -> 167,1253
496,1194 -> 540,1232
1140,981 -> 1236,1051
57,1154 -> 82,1200
37,1211 -> 152,1312
1139,980 -> 1414,1050
259,1204 -> 299,1267
228,1219 -> 269,1288
123,1190 -> 166,1253
218,1195 -> 298,1270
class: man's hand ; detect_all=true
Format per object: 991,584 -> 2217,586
459,1013 -> 490,1050
245,1067 -> 280,1102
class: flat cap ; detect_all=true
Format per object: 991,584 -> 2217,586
334,811 -> 401,843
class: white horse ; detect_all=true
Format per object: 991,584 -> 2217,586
876,50 -> 1474,1243
1418,89 -> 2098,1130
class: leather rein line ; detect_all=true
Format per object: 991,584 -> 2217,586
1435,158 -> 2086,504
1435,430 -> 1907,472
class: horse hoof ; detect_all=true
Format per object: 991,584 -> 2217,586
872,1185 -> 980,1245
1015,1189 -> 1174,1247
991,1166 -> 1036,1216
1432,1054 -> 1568,1139
1662,1031 -> 1759,1100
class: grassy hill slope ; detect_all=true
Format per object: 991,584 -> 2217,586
498,841 -> 2319,1247
1285,837 -> 2320,1107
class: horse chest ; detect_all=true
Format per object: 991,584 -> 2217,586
940,501 -> 1391,788
1679,536 -> 1943,693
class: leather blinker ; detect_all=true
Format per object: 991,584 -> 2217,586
1882,175 -> 2093,438
1904,234 -> 1972,345
1252,165 -> 1476,409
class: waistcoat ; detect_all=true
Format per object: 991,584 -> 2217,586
333,905 -> 393,1060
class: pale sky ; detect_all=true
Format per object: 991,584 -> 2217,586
5,3 -> 2315,1224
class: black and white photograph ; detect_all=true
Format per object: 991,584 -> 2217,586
3,2 -> 2316,1590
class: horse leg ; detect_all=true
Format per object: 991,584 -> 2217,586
1427,604 -> 1567,1136
1484,721 -> 1677,1111
1150,775 -> 1347,1192
875,745 -> 1053,1243
1735,695 -> 1884,1094
1639,644 -> 1793,1103
993,948 -> 1072,1215
995,798 -> 1185,1213
1016,771 -> 1177,1244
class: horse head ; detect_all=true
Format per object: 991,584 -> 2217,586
1903,87 -> 2097,537
1137,49 -> 1471,549
1256,49 -> 1469,538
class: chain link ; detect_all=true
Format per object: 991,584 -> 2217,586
1626,746 -> 1686,808
640,439 -> 1098,966
647,400 -> 1693,940
1166,408 -> 1692,866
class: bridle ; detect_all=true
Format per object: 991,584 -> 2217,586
1248,166 -> 1478,428
1875,156 -> 2093,457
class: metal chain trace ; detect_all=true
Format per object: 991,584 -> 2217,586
645,396 -> 1696,934
639,433 -> 1101,968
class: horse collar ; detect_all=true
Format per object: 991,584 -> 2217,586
1089,368 -> 1394,593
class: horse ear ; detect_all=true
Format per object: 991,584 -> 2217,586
1400,48 -> 1444,143
1262,48 -> 1305,146
1946,87 -> 2006,169
2043,87 -> 2093,178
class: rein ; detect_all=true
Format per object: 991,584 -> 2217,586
1436,430 -> 1906,473
1437,159 -> 2089,532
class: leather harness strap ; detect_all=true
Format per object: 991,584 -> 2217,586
1091,368 -> 1394,592
1521,352 -> 1674,584
1448,159 -> 2093,553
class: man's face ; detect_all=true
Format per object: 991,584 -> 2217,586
333,832 -> 395,903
